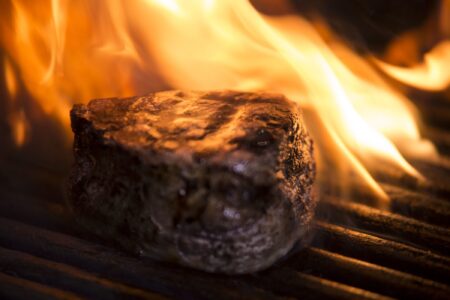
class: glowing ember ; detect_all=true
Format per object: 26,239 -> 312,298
1,0 -> 447,198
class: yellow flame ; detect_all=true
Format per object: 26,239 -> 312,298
149,0 -> 182,15
43,0 -> 68,82
375,41 -> 450,91
134,0 -> 433,198
4,57 -> 27,145
375,0 -> 450,91
4,58 -> 17,99
10,109 -> 28,146
1,0 -> 443,197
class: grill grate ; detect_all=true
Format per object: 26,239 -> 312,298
0,103 -> 450,300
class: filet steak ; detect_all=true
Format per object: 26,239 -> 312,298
68,90 -> 316,274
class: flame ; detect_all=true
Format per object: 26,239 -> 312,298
1,0 -> 444,198
4,58 -> 17,99
375,41 -> 450,91
4,57 -> 27,145
375,0 -> 450,91
1,0 -> 163,134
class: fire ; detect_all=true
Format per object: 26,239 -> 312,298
375,41 -> 450,91
1,0 -> 446,198
4,57 -> 27,145
375,0 -> 450,91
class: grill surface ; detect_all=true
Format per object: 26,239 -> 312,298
0,109 -> 450,300
0,38 -> 450,297
0,68 -> 450,299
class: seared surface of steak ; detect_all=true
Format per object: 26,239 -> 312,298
69,90 -> 315,274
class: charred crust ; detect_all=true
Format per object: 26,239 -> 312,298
68,90 -> 316,274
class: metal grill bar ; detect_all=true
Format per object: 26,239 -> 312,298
381,184 -> 450,227
0,272 -> 83,300
248,268 -> 393,300
317,198 -> 450,254
0,247 -> 168,300
289,247 -> 450,299
314,222 -> 450,285
0,218 -> 288,300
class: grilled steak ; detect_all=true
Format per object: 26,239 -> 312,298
68,90 -> 316,274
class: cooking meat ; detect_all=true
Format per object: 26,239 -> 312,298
68,90 -> 316,274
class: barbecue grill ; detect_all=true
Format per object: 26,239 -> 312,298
1,1 -> 450,299
1,95 -> 449,299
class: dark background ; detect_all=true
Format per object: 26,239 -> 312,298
293,0 -> 439,53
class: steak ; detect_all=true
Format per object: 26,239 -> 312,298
68,90 -> 316,274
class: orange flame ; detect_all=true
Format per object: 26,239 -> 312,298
375,41 -> 450,91
4,58 -> 17,99
1,0 -> 444,198
375,0 -> 450,91
4,57 -> 27,145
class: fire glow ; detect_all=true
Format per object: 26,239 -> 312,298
2,0 -> 449,198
